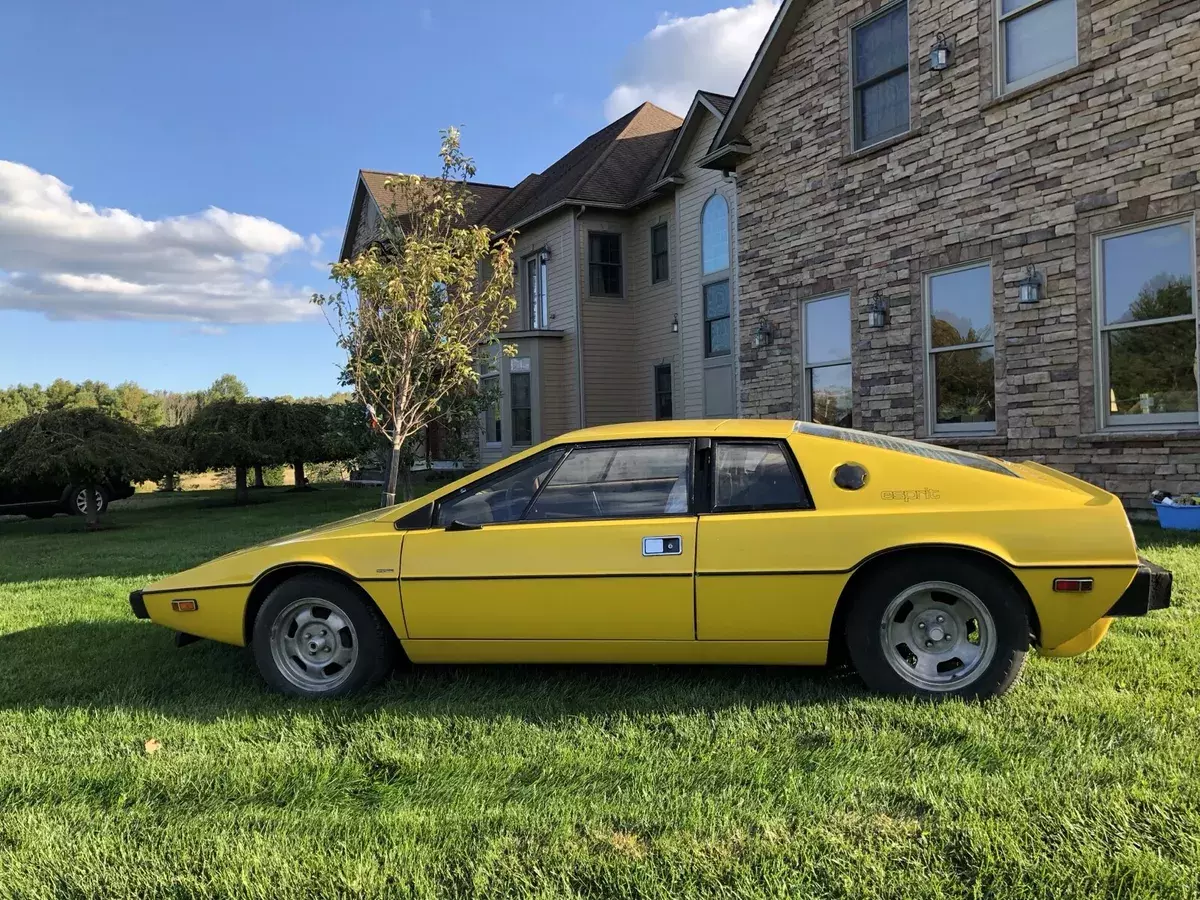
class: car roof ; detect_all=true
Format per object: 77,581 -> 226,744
549,419 -> 797,443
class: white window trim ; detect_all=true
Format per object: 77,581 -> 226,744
524,252 -> 549,329
995,0 -> 1079,96
1093,215 -> 1199,431
848,0 -> 912,152
924,261 -> 998,436
799,293 -> 853,424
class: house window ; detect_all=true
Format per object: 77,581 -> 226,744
851,1 -> 910,150
525,253 -> 549,329
654,364 -> 673,420
998,0 -> 1077,93
481,370 -> 501,445
802,294 -> 853,428
927,263 -> 996,433
651,223 -> 670,284
701,195 -> 730,275
588,233 -> 623,297
510,357 -> 533,445
1097,219 -> 1197,428
704,282 -> 731,358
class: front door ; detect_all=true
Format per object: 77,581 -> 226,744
401,441 -> 697,640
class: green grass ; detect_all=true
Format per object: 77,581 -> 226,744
1,488 -> 1198,899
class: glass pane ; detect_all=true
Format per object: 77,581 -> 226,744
527,444 -> 691,520
702,195 -> 730,274
1004,0 -> 1077,86
437,449 -> 565,526
934,347 -> 996,426
707,318 -> 731,357
857,71 -> 909,146
652,224 -> 668,255
1103,223 -> 1194,325
1001,0 -> 1037,13
704,281 -> 730,320
714,442 -> 804,510
481,374 -> 501,443
804,294 -> 851,364
809,364 -> 853,428
853,2 -> 908,84
1107,320 -> 1198,418
510,372 -> 532,444
930,264 -> 993,347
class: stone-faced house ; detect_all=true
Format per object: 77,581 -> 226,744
700,0 -> 1199,511
339,93 -> 744,467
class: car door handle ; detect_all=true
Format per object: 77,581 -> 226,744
643,536 -> 683,556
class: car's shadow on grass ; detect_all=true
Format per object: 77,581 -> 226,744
0,621 -> 866,721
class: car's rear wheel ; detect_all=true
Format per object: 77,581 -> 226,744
252,574 -> 395,698
845,556 -> 1030,700
67,485 -> 108,516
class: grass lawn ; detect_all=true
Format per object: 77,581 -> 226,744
1,487 -> 1198,898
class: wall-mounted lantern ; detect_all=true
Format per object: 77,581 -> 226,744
1018,265 -> 1044,304
752,319 -> 774,349
867,293 -> 889,329
671,314 -> 679,334
929,33 -> 951,71
538,246 -> 552,262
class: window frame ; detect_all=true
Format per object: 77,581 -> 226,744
703,280 -> 732,359
849,0 -> 911,152
654,363 -> 674,421
588,232 -> 624,298
480,368 -> 502,447
706,439 -> 814,515
996,0 -> 1078,95
523,251 -> 549,330
923,260 -> 998,436
650,222 -> 670,285
1094,216 -> 1199,431
509,358 -> 534,447
800,292 -> 854,426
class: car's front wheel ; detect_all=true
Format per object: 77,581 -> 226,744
252,574 -> 395,698
845,556 -> 1030,700
67,485 -> 108,517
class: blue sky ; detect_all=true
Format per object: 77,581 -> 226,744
0,0 -> 776,398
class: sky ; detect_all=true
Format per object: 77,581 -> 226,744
0,0 -> 779,399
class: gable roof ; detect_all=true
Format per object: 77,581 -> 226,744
655,91 -> 735,185
707,0 -> 811,165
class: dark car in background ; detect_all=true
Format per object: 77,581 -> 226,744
0,478 -> 136,518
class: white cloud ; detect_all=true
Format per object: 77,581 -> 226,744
604,0 -> 780,121
0,160 -> 318,323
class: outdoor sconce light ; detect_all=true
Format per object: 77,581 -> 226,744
539,246 -> 551,261
929,33 -> 951,71
867,294 -> 889,329
671,314 -> 679,334
1018,265 -> 1044,304
752,319 -> 773,349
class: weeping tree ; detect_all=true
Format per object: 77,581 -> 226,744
315,128 -> 517,506
0,409 -> 170,529
176,400 -> 269,505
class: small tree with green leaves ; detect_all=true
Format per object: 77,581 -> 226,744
0,409 -> 170,529
176,401 -> 269,505
315,128 -> 517,506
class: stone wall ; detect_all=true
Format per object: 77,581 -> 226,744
734,0 -> 1200,512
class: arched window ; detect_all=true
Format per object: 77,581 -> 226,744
701,194 -> 730,275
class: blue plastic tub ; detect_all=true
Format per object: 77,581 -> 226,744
1152,501 -> 1200,530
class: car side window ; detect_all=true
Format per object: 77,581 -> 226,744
712,441 -> 808,512
525,443 -> 692,521
436,449 -> 565,526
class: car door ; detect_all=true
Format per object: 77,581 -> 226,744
400,440 -> 698,641
694,439 -> 839,641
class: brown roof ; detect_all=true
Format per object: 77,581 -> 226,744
358,170 -> 513,227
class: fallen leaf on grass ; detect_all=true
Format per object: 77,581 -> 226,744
143,739 -> 162,755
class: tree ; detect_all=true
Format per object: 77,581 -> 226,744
0,409 -> 169,529
204,374 -> 250,404
1107,276 -> 1196,415
315,128 -> 517,506
176,401 -> 266,505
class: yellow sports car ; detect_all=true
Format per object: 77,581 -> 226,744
130,420 -> 1172,700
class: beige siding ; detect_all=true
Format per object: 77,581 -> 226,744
577,212 -> 640,427
629,198 -> 680,420
675,113 -> 738,419
511,211 -> 580,436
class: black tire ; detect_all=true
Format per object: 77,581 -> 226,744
845,555 -> 1030,701
252,574 -> 395,698
66,485 -> 108,517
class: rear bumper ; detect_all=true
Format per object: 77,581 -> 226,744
129,589 -> 150,620
1106,558 -> 1172,617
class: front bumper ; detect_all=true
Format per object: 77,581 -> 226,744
129,589 -> 150,620
1106,558 -> 1173,617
